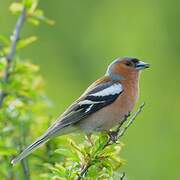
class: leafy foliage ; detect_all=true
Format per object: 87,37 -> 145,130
9,0 -> 55,26
41,134 -> 125,179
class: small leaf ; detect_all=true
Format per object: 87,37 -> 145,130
28,0 -> 38,13
33,9 -> 43,17
28,8 -> 55,26
36,15 -> 55,26
51,163 -> 67,177
55,148 -> 73,157
55,146 -> 81,162
17,36 -> 37,49
38,16 -> 55,26
27,17 -> 40,26
91,133 -> 108,156
9,2 -> 23,14
23,0 -> 35,9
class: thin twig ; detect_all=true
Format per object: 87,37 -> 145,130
0,6 -> 26,107
76,102 -> 145,179
21,159 -> 30,180
118,102 -> 145,138
5,156 -> 14,180
20,132 -> 30,180
76,163 -> 91,180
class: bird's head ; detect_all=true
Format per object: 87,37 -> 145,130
106,57 -> 150,80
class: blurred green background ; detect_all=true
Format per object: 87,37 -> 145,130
1,0 -> 180,179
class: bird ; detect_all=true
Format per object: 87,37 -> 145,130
11,57 -> 149,165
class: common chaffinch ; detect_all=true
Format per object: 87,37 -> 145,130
12,57 -> 149,165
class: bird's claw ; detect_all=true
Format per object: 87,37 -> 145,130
108,131 -> 119,143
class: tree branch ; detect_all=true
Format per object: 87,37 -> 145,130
0,6 -> 26,107
76,102 -> 145,179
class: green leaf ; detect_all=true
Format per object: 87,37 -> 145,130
69,139 -> 86,156
27,8 -> 55,26
55,146 -> 81,162
27,17 -> 40,26
91,133 -> 108,156
35,15 -> 55,26
55,147 -> 73,157
50,163 -> 67,177
33,9 -> 43,17
28,0 -> 39,13
9,2 -> 23,14
24,0 -> 36,9
17,36 -> 37,49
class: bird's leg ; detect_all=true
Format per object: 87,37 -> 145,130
108,131 -> 119,143
108,112 -> 131,143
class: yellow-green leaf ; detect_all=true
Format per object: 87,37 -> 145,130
9,2 -> 23,14
17,36 -> 37,49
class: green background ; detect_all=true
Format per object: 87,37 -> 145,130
1,0 -> 180,179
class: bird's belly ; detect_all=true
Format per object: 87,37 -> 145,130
79,104 -> 132,133
79,110 -> 123,132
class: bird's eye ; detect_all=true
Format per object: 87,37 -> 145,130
125,62 -> 132,66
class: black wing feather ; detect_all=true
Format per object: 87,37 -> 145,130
57,82 -> 123,128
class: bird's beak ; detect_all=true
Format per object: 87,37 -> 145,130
135,61 -> 150,70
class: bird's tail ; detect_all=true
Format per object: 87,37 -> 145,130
11,117 -> 76,165
11,134 -> 49,165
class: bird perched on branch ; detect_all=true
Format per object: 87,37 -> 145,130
11,57 -> 149,165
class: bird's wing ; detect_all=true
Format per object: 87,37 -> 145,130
48,80 -> 124,134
